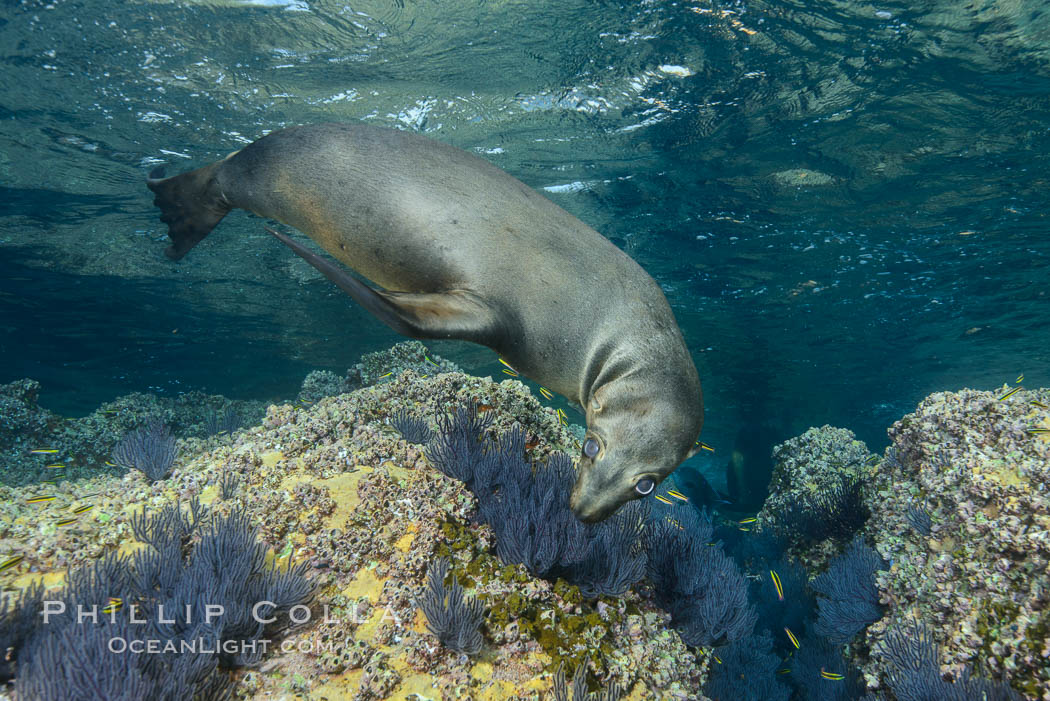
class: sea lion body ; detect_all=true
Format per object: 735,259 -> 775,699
148,123 -> 703,521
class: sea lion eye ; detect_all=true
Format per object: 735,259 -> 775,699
635,478 -> 655,495
583,438 -> 600,458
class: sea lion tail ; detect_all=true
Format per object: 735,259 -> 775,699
147,162 -> 232,261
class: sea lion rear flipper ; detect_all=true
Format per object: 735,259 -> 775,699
147,162 -> 232,261
265,226 -> 503,345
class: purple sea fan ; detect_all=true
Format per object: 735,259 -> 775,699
420,557 -> 485,655
812,537 -> 885,643
112,418 -> 178,483
390,408 -> 433,445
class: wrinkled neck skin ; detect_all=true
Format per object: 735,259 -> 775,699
569,336 -> 704,523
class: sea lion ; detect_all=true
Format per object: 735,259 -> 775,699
147,122 -> 703,522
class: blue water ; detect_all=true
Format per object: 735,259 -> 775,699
2,0 -> 1048,483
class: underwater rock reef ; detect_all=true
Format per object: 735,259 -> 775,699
748,387 -> 1046,700
758,425 -> 875,572
0,344 -> 1046,700
865,387 -> 1050,700
0,377 -> 266,489
0,351 -> 707,699
298,340 -> 463,404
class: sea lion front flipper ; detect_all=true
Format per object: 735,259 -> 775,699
265,226 -> 503,345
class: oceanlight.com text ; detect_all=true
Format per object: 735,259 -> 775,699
106,637 -> 344,655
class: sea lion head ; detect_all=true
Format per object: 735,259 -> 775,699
569,370 -> 703,523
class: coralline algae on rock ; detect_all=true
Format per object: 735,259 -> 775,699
2,362 -> 707,700
757,425 -> 876,570
298,341 -> 462,404
345,340 -> 462,391
6,356 -> 1047,700
253,369 -> 706,699
865,387 -> 1050,700
0,379 -> 263,488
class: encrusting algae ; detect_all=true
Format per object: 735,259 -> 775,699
865,386 -> 1050,700
1,343 -> 1047,699
0,344 -> 708,700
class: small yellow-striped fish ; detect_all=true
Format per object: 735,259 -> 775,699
424,355 -> 438,366
30,449 -> 60,455
784,627 -> 800,649
697,441 -> 715,452
539,387 -> 554,401
866,454 -> 879,464
501,368 -> 519,377
55,517 -> 79,527
26,495 -> 57,504
1027,427 -> 1049,435
102,597 -> 122,614
739,517 -> 758,524
44,463 -> 65,469
105,461 -> 118,467
1032,401 -> 1048,409
556,408 -> 567,425
777,668 -> 792,675
72,504 -> 94,515
999,386 -> 1021,401
667,489 -> 688,502
0,555 -> 24,572
1016,374 -> 1024,383
378,371 -> 393,379
654,494 -> 673,505
820,668 -> 845,681
770,570 -> 784,601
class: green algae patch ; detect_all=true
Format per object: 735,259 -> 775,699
426,503 -> 687,693
315,468 -> 373,529
387,663 -> 440,699
260,450 -> 284,469
311,669 -> 365,699
343,565 -> 386,604
197,483 -> 219,506
11,570 -> 66,591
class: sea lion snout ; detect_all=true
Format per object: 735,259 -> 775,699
569,477 -> 603,523
570,501 -> 613,524
570,373 -> 703,522
569,481 -> 615,523
569,457 -> 637,523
